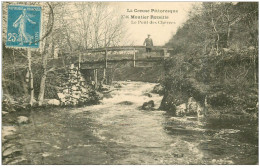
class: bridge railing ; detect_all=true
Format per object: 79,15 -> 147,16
79,46 -> 173,68
81,45 -> 172,60
84,45 -> 173,53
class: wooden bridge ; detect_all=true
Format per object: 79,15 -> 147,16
66,46 -> 173,87
74,46 -> 173,69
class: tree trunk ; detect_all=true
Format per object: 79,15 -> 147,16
27,49 -> 35,106
38,65 -> 47,106
38,37 -> 51,106
226,22 -> 231,48
253,51 -> 257,84
211,4 -> 220,54
38,4 -> 54,106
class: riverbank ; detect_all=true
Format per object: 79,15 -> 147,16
159,49 -> 258,120
2,82 -> 114,165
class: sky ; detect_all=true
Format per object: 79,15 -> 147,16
110,2 -> 195,46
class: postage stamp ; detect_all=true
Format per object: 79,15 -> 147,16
6,5 -> 41,48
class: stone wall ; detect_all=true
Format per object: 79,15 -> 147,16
57,64 -> 98,106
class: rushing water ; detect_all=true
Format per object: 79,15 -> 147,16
5,81 -> 258,164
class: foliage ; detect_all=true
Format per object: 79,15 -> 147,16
161,49 -> 258,115
165,2 -> 258,55
2,2 -> 127,106
162,2 -> 258,116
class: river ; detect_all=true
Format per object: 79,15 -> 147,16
4,81 -> 258,164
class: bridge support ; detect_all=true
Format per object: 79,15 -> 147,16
103,68 -> 106,84
105,49 -> 108,68
94,69 -> 98,89
103,50 -> 108,84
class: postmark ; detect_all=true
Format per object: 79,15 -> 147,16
6,5 -> 41,48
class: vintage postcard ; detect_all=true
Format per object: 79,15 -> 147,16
1,1 -> 258,165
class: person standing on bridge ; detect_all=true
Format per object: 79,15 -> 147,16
143,34 -> 153,53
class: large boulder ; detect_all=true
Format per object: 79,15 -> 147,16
152,84 -> 164,95
160,91 -> 184,112
142,100 -> 155,110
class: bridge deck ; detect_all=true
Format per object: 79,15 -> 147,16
84,46 -> 174,52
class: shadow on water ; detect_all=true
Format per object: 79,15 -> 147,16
161,110 -> 258,165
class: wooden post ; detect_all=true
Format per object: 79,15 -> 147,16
93,69 -> 95,87
77,54 -> 81,82
94,69 -> 98,89
103,68 -> 106,84
133,48 -> 136,67
78,53 -> 81,69
104,49 -> 108,85
163,48 -> 166,58
105,49 -> 108,68
110,68 -> 113,84
27,49 -> 34,106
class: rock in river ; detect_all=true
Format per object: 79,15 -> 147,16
142,100 -> 155,110
152,84 -> 164,95
143,93 -> 152,97
118,101 -> 134,105
114,83 -> 122,88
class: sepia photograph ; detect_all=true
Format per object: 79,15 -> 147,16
1,1 -> 259,165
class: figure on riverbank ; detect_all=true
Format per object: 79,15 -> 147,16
143,34 -> 153,53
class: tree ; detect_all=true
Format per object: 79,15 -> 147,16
166,2 -> 258,55
37,3 -> 54,106
2,2 -> 128,106
37,2 -> 127,105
